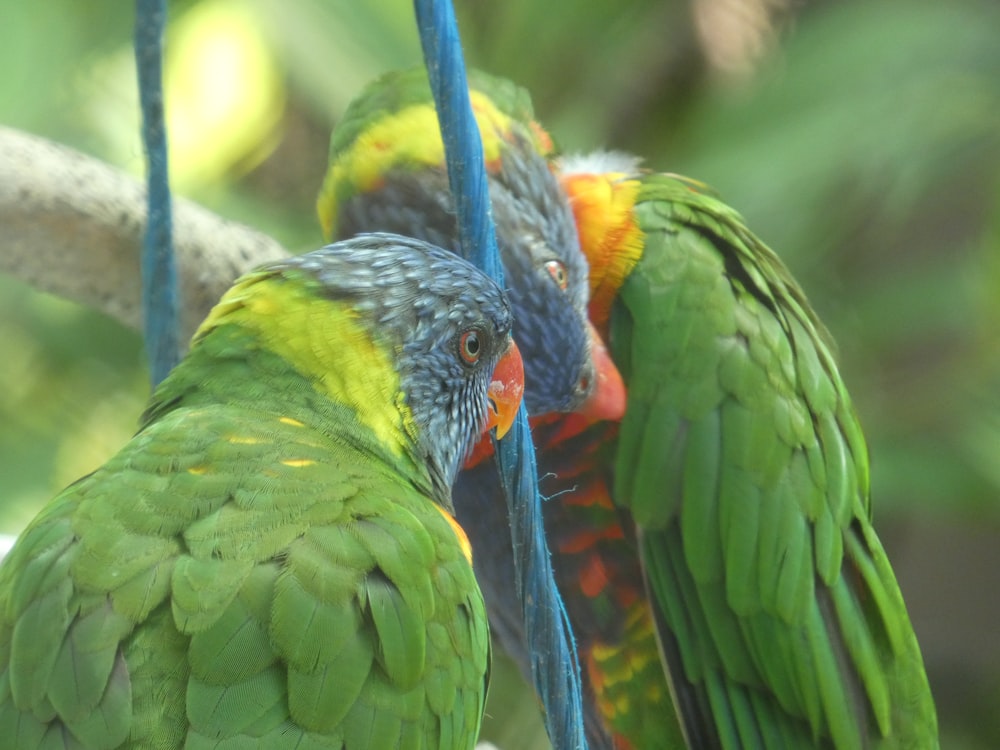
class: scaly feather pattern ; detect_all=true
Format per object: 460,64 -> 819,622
0,234 -> 524,749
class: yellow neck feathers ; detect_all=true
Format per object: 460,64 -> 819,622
194,273 -> 419,456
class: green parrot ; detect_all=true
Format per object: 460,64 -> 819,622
552,154 -> 939,748
0,233 -> 526,749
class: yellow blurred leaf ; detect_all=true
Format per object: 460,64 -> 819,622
166,0 -> 285,187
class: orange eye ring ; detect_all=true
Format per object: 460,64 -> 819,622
544,259 -> 568,291
459,329 -> 482,364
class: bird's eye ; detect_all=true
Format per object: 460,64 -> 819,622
544,260 -> 568,291
459,328 -> 484,365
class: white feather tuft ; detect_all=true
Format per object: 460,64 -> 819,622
557,150 -> 643,176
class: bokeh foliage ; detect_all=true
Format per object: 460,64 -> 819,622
2,0 -> 998,747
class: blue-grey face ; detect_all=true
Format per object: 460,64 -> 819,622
338,127 -> 596,417
487,127 -> 594,414
274,234 -> 515,496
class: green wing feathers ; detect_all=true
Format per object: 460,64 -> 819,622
0,406 -> 487,749
614,174 -> 937,748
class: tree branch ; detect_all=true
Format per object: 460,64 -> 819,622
0,125 -> 289,341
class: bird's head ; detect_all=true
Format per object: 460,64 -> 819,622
488,127 -> 624,420
189,233 -> 523,503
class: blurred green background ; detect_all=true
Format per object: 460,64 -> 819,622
2,0 -> 999,746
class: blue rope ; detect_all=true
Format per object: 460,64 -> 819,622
412,3 -> 502,284
135,0 -> 179,386
413,3 -> 588,748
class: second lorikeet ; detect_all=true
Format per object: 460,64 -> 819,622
0,233 -> 524,749
316,68 -> 626,422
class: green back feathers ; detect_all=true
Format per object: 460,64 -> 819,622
0,402 -> 489,748
615,173 -> 859,527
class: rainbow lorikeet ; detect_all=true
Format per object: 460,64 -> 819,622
0,234 -> 525,749
317,68 -> 626,423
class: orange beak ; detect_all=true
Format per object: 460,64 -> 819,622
576,323 -> 627,422
484,337 -> 525,439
